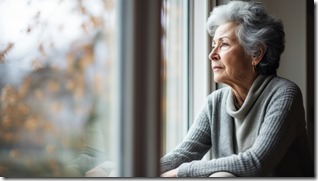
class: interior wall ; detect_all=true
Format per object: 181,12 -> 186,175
260,0 -> 307,112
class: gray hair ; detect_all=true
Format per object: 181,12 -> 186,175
207,1 -> 285,75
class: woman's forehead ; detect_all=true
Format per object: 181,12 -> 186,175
213,22 -> 238,40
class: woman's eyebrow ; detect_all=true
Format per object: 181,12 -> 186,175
212,36 -> 230,44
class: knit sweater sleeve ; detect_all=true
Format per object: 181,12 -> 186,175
177,81 -> 305,177
160,96 -> 213,174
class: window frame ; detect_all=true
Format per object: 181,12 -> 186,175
117,0 -> 162,177
117,0 -> 220,176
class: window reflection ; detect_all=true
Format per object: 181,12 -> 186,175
0,0 -> 118,177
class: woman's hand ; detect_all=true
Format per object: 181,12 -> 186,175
85,161 -> 115,177
160,168 -> 178,177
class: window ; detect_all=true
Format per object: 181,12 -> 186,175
161,0 -> 189,155
161,0 -> 214,157
0,0 -> 215,177
0,0 -> 119,177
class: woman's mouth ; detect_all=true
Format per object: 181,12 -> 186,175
212,66 -> 223,71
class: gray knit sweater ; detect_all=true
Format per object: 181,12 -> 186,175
160,75 -> 313,177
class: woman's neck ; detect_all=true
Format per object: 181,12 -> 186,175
232,87 -> 248,108
230,74 -> 258,108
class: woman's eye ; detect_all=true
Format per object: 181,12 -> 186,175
221,43 -> 229,47
211,42 -> 229,51
220,43 -> 229,50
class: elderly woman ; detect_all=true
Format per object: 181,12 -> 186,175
160,1 -> 313,177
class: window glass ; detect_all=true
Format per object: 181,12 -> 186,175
0,0 -> 118,177
161,0 -> 189,155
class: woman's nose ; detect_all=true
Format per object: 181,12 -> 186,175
209,48 -> 219,61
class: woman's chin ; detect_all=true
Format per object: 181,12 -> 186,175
213,77 -> 222,84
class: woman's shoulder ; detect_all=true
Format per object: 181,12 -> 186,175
270,76 -> 302,92
267,76 -> 304,100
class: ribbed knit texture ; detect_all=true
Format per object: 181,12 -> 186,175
160,75 -> 313,177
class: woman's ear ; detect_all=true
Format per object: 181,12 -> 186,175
252,45 -> 265,65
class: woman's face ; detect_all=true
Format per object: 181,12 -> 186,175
209,22 -> 254,86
